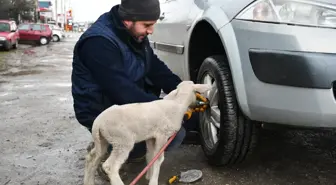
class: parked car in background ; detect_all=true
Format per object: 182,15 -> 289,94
78,23 -> 86,32
0,20 -> 19,51
73,23 -> 79,32
17,23 -> 52,45
149,0 -> 336,166
47,24 -> 65,42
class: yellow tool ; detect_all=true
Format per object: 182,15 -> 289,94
168,175 -> 179,184
168,169 -> 203,184
184,92 -> 209,120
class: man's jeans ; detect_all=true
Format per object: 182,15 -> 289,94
107,126 -> 186,159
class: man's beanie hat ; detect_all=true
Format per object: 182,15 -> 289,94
118,0 -> 161,21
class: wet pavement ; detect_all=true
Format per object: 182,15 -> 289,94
0,33 -> 336,185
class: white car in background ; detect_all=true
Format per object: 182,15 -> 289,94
48,24 -> 65,42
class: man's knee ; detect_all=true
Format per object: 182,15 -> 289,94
183,112 -> 199,132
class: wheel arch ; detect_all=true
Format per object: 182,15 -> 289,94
185,7 -> 251,118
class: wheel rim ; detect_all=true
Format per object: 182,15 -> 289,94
200,73 -> 220,149
53,35 -> 58,42
40,38 -> 47,45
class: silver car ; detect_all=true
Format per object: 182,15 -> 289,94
148,0 -> 336,166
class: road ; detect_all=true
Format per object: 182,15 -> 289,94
0,33 -> 336,185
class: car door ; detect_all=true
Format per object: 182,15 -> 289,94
149,0 -> 202,80
7,22 -> 15,44
17,24 -> 31,40
31,24 -> 43,41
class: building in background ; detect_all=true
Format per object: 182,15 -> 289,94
65,9 -> 73,31
38,1 -> 54,23
52,0 -> 72,30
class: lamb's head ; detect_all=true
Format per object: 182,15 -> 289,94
166,81 -> 212,107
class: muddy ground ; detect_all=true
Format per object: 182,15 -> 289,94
0,33 -> 336,185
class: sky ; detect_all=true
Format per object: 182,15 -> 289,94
71,0 -> 121,22
51,0 -> 121,22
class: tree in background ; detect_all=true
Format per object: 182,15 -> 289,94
0,0 -> 36,23
0,0 -> 12,20
10,0 -> 36,23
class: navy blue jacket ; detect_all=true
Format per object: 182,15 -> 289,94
71,5 -> 182,130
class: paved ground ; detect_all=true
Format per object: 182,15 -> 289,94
0,33 -> 336,185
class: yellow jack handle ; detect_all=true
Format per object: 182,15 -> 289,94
184,92 -> 209,121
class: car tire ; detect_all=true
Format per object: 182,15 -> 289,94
52,35 -> 60,42
39,37 -> 48,45
197,55 -> 259,166
4,41 -> 11,51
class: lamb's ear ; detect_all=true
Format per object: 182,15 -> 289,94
193,84 -> 212,93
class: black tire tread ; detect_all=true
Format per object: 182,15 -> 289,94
197,55 -> 259,166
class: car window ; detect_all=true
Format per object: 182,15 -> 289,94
32,24 -> 42,31
18,24 -> 30,30
41,25 -> 46,31
0,23 -> 10,32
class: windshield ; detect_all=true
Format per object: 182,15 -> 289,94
0,23 -> 10,32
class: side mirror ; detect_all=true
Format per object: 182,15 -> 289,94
159,12 -> 165,21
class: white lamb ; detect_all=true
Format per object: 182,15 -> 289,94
83,81 -> 212,185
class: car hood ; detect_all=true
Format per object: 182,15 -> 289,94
210,0 -> 255,20
217,0 -> 335,20
0,32 -> 10,37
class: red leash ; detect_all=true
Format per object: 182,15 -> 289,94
129,132 -> 178,185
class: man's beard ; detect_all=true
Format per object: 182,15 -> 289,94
129,24 -> 147,43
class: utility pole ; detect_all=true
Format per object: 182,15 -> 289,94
35,0 -> 39,23
63,0 -> 67,30
61,0 -> 64,29
55,0 -> 58,26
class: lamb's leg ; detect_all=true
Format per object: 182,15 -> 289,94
148,136 -> 168,185
83,137 -> 108,185
102,143 -> 134,185
145,138 -> 155,180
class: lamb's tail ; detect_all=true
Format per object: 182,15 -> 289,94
91,121 -> 109,157
83,121 -> 109,185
